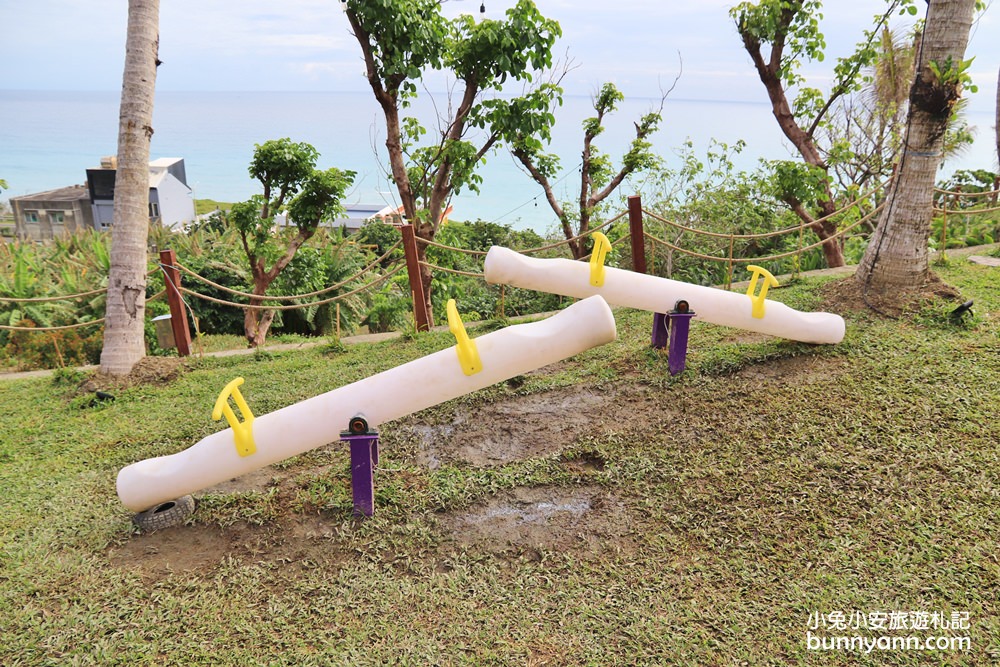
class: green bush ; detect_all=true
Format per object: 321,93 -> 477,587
1,319 -> 102,370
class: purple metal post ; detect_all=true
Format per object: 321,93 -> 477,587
651,312 -> 669,350
340,431 -> 379,517
667,303 -> 695,376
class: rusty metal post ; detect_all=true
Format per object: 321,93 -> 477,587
627,195 -> 647,274
400,224 -> 430,332
158,249 -> 191,357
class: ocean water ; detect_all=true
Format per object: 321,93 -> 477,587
1,90 -> 996,232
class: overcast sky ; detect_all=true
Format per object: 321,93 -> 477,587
2,0 -> 998,114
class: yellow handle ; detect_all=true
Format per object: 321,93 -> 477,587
447,299 -> 482,376
589,232 -> 612,287
212,377 -> 257,457
745,265 -> 779,319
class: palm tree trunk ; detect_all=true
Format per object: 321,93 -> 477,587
100,0 -> 159,375
856,0 -> 977,293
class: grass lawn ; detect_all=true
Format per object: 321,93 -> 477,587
193,199 -> 233,216
0,258 -> 997,665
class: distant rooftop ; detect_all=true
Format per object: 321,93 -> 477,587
149,157 -> 184,170
10,184 -> 90,202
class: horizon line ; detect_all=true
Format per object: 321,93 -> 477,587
0,88 -> 771,107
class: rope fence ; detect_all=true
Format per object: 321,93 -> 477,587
930,186 -> 1000,261
176,264 -> 406,312
418,261 -> 485,279
413,212 -> 624,258
0,286 -> 109,303
0,289 -> 166,332
644,204 -> 883,264
644,181 -> 887,242
2,183 -> 995,346
415,214 -> 632,279
170,239 -> 403,301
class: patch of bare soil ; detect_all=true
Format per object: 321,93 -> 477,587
108,350 -> 837,580
819,273 -> 962,318
405,384 -> 666,469
109,523 -> 246,578
442,485 -> 630,553
83,356 -> 188,393
108,512 -> 352,582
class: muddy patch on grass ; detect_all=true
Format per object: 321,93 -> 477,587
107,514 -> 352,582
406,385 -> 663,469
108,523 -> 254,578
443,485 -> 630,552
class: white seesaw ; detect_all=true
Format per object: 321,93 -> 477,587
483,240 -> 845,345
118,295 -> 617,515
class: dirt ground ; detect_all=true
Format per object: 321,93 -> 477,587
104,273 -> 969,581
106,379 -> 668,580
84,356 -> 190,392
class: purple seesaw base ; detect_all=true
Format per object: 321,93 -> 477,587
650,306 -> 696,376
340,431 -> 380,517
667,311 -> 695,376
651,312 -> 669,350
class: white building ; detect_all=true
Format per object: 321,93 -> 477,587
87,156 -> 196,231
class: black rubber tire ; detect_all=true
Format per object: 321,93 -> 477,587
132,495 -> 196,532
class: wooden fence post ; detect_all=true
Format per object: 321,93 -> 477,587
630,196 -> 667,351
158,249 -> 192,357
400,224 -> 430,332
939,195 -> 949,263
628,195 -> 647,274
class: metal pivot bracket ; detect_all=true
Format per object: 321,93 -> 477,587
340,414 -> 380,518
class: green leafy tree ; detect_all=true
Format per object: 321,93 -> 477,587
354,220 -> 404,269
640,140 -> 796,285
269,238 -> 367,338
229,138 -> 355,347
730,0 -> 913,268
343,0 -> 560,326
495,80 -> 673,259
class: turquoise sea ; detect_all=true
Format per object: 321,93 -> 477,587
1,90 -> 996,232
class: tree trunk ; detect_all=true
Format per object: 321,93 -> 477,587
856,0 -> 977,293
244,259 -> 276,348
241,229 -> 314,347
813,200 -> 845,267
995,66 -> 999,170
738,9 -> 846,269
244,297 -> 277,348
100,0 -> 159,376
414,222 -> 436,328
